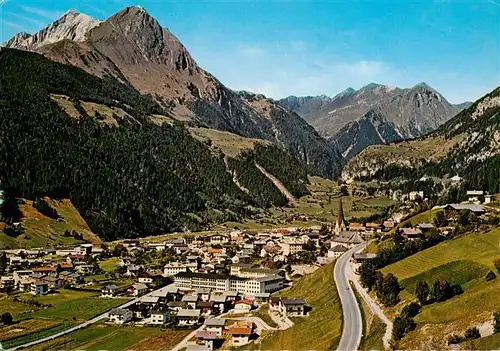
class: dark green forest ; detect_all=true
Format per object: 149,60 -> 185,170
0,49 -> 312,240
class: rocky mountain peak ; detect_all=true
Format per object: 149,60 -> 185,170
334,87 -> 356,99
2,32 -> 31,48
360,82 -> 381,90
3,10 -> 100,51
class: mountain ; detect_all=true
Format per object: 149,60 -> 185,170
343,86 -> 500,195
4,6 -> 343,177
331,83 -> 460,159
3,10 -> 100,50
0,48 -> 313,241
279,83 -> 464,159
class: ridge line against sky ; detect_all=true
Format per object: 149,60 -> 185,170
1,0 -> 499,103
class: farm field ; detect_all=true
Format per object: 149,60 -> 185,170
381,227 -> 500,349
0,289 -> 127,322
260,261 -> 342,351
19,323 -> 191,351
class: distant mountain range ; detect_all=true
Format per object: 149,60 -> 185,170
3,6 -> 343,177
342,86 -> 500,196
278,83 -> 472,159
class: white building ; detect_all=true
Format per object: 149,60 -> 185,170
163,262 -> 196,276
174,272 -> 283,295
150,309 -> 171,325
177,309 -> 201,326
108,308 -> 133,324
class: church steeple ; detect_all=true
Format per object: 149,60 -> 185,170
334,198 -> 346,234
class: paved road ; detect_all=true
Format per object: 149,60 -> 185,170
348,247 -> 393,349
334,243 -> 365,351
6,287 -> 164,351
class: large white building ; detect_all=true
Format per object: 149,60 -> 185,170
173,272 -> 283,295
163,262 -> 197,276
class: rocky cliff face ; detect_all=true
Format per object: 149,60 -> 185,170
3,6 -> 344,177
3,10 -> 100,50
330,83 -> 460,159
342,86 -> 500,182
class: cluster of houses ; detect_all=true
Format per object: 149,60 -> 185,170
0,244 -> 102,295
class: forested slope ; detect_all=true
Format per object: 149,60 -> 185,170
0,48 -> 312,240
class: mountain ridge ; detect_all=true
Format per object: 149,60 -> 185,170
4,6 -> 344,177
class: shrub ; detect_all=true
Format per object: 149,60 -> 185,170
464,327 -> 481,340
415,281 -> 429,304
451,284 -> 464,296
393,316 -> 416,341
486,270 -> 497,281
401,302 -> 421,318
447,334 -> 463,345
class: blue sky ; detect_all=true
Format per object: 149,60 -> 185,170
1,0 -> 499,103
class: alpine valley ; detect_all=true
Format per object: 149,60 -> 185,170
0,5 -> 498,243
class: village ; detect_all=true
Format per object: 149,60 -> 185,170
0,188 -> 497,350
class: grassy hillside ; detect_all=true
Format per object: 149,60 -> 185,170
260,261 -> 343,351
381,227 -> 500,349
189,127 -> 271,158
0,197 -> 100,249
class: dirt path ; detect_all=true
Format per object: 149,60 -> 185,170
255,163 -> 297,204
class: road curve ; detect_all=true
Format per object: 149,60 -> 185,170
334,243 -> 365,351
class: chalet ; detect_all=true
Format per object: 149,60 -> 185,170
352,253 -> 377,264
108,308 -> 133,324
168,301 -> 188,311
31,282 -> 49,295
32,266 -> 58,277
209,295 -> 229,313
194,288 -> 212,301
401,228 -> 423,239
348,223 -> 365,232
467,190 -> 484,203
328,245 -> 348,258
253,292 -> 270,305
0,276 -> 15,291
331,232 -> 364,248
417,223 -> 435,233
59,271 -> 83,285
443,204 -> 486,218
228,321 -> 253,346
383,221 -> 395,231
137,272 -> 154,284
147,242 -> 166,252
138,295 -> 160,309
177,309 -> 201,326
101,284 -> 119,298
484,195 -> 495,204
280,298 -> 306,316
41,276 -> 62,289
365,222 -> 382,232
182,294 -> 199,309
234,299 -> 253,312
129,303 -> 151,319
128,283 -> 148,297
204,318 -> 226,337
194,331 -> 219,350
196,301 -> 214,316
150,309 -> 171,325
